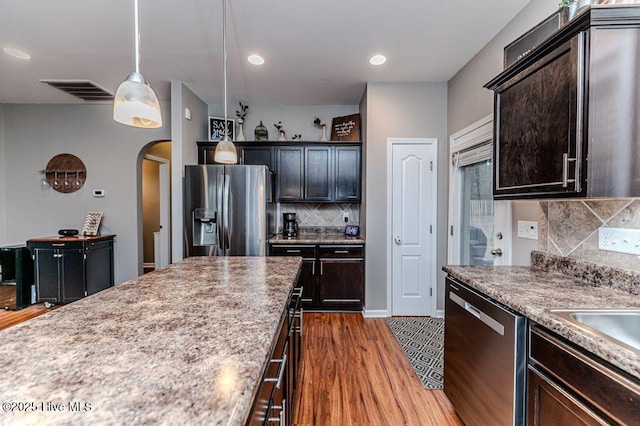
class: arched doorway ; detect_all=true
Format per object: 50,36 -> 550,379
138,141 -> 171,275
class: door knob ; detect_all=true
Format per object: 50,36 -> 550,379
491,248 -> 503,257
394,236 -> 402,245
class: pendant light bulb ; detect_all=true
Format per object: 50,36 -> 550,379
113,0 -> 162,129
213,0 -> 237,164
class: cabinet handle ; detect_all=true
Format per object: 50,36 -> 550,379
312,262 -> 315,275
295,308 -> 303,336
51,243 -> 66,247
266,353 -> 288,389
562,153 -> 577,188
320,261 -> 323,276
286,249 -> 301,253
53,253 -> 63,258
268,400 -> 286,424
334,250 -> 349,254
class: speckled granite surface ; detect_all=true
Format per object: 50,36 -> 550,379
269,234 -> 365,245
0,256 -> 302,425
444,252 -> 640,379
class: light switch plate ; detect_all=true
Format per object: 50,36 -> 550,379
598,227 -> 640,255
517,220 -> 538,240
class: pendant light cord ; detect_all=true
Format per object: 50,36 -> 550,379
134,0 -> 140,74
223,0 -> 228,138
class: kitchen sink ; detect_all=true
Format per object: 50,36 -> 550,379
549,309 -> 640,353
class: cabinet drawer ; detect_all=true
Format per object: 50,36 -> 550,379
318,245 -> 363,258
270,244 -> 316,258
529,325 -> 640,425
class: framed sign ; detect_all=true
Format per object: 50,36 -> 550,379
208,117 -> 235,141
330,113 -> 361,142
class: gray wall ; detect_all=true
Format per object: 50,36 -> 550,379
170,82 -> 208,261
447,0 -> 559,265
362,82 -> 448,312
0,103 -> 170,283
0,106 -> 6,244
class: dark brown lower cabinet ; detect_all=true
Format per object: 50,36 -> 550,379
528,366 -> 607,426
248,285 -> 302,425
528,325 -> 640,426
269,243 -> 364,311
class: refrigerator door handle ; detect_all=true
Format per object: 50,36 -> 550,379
223,173 -> 231,250
216,175 -> 224,248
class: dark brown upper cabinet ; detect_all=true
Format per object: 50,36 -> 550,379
485,5 -> 640,199
198,141 -> 361,203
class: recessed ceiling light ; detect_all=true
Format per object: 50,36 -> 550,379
369,54 -> 386,66
248,54 -> 265,65
3,47 -> 31,60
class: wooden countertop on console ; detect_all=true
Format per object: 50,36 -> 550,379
27,234 -> 115,243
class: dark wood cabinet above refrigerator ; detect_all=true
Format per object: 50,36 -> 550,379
197,141 -> 362,203
485,5 -> 640,199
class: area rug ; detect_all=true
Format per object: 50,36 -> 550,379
384,317 -> 444,389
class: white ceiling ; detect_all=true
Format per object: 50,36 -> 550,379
0,0 -> 531,106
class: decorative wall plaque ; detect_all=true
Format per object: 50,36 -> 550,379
330,114 -> 360,142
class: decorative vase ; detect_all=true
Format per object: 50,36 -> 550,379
254,120 -> 268,141
320,126 -> 329,142
236,122 -> 246,141
278,131 -> 287,141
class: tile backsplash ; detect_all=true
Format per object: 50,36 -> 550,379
279,203 -> 359,227
538,199 -> 640,271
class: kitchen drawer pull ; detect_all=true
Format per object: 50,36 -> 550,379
334,250 -> 349,254
295,308 -> 303,336
293,286 -> 303,297
266,352 -> 288,389
51,243 -> 66,247
286,249 -> 301,253
268,400 -> 286,424
53,253 -> 63,258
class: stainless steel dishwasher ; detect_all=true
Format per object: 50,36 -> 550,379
444,276 -> 526,426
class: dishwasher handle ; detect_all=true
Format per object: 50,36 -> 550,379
449,291 -> 505,336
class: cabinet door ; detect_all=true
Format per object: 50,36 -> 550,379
318,258 -> 363,309
34,249 -> 60,303
304,146 -> 332,201
299,259 -> 316,308
277,147 -> 304,201
61,249 -> 85,302
241,146 -> 275,172
494,35 -> 582,198
86,241 -> 114,296
334,146 -> 361,201
528,367 -> 608,426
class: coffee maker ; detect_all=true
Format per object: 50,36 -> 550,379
282,212 -> 299,238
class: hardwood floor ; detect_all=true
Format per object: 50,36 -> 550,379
0,304 -> 56,331
294,312 -> 462,426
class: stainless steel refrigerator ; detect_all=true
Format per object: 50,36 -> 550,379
184,165 -> 275,256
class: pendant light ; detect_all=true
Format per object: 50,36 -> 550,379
113,0 -> 162,128
213,0 -> 238,164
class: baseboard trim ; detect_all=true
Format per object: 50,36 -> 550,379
362,309 -> 389,318
435,309 -> 444,318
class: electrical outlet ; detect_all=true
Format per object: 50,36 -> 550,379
517,220 -> 538,240
343,212 -> 349,222
598,227 -> 640,255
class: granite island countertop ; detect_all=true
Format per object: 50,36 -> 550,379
0,256 -> 302,425
443,252 -> 640,380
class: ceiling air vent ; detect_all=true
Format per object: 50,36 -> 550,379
39,79 -> 114,101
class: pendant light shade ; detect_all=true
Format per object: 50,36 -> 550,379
113,0 -> 162,129
213,0 -> 237,164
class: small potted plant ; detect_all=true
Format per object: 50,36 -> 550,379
274,122 -> 286,141
235,101 -> 249,141
314,116 -> 329,141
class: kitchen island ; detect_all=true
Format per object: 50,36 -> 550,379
0,256 -> 302,425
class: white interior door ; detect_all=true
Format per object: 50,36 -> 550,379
390,139 -> 437,316
448,115 -> 511,266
